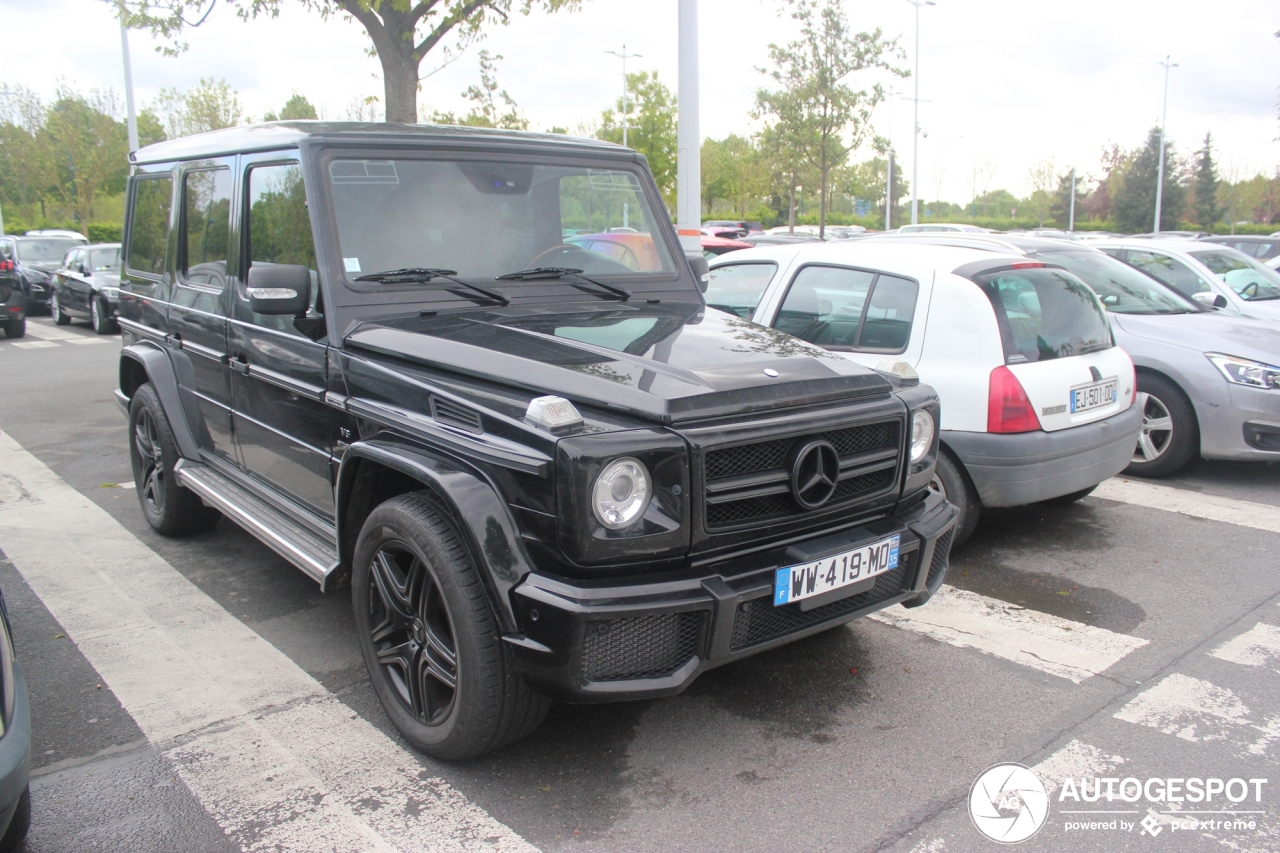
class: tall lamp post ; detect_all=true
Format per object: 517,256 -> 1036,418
605,45 -> 642,148
906,0 -> 934,225
676,0 -> 701,252
1153,55 -> 1177,233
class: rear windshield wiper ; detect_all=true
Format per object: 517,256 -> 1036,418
495,266 -> 631,301
355,267 -> 509,306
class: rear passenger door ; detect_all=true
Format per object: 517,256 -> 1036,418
228,158 -> 335,518
760,263 -> 925,368
170,162 -> 236,464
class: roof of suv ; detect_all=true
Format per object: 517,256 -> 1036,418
132,120 -> 629,166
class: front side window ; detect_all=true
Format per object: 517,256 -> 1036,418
704,262 -> 777,318
244,163 -> 318,334
976,268 -> 1112,363
1123,249 -> 1212,298
1040,250 -> 1199,314
1189,250 -> 1280,301
183,168 -> 232,289
326,158 -> 675,284
127,175 -> 173,277
773,265 -> 918,352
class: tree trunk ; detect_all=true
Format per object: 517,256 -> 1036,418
381,48 -> 420,124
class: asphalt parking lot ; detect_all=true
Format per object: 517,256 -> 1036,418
2,315 -> 1279,853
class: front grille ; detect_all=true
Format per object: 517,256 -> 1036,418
702,420 -> 901,530
581,612 -> 704,682
925,529 -> 954,590
729,562 -> 910,650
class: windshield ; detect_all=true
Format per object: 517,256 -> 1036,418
1039,250 -> 1199,314
1189,250 -> 1280,301
88,248 -> 121,272
17,238 -> 81,261
327,157 -> 676,284
975,267 -> 1112,363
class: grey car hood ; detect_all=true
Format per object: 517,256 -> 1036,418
1112,311 -> 1280,365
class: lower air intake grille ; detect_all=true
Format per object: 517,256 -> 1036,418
729,563 -> 909,651
581,612 -> 704,682
925,529 -> 954,590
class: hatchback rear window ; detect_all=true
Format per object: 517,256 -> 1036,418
974,267 -> 1112,363
704,262 -> 776,318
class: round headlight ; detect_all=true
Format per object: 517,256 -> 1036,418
591,457 -> 650,530
910,409 -> 935,463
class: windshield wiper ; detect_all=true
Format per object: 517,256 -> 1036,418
495,266 -> 631,301
355,267 -> 509,306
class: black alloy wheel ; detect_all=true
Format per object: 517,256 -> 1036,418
134,406 -> 166,518
51,292 -> 69,325
368,541 -> 459,727
91,295 -> 113,334
127,383 -> 220,536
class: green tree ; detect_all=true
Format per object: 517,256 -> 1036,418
265,93 -> 319,121
1192,132 -> 1219,227
154,77 -> 246,138
40,88 -> 130,228
834,154 -> 906,228
753,0 -> 904,237
0,86 -> 50,227
119,0 -> 584,125
597,71 -> 677,210
433,50 -> 527,129
1112,127 -> 1186,233
1049,171 -> 1087,228
701,134 -> 768,218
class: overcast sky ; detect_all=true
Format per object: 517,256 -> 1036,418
1,0 -> 1276,202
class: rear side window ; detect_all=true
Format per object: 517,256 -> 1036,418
1123,249 -> 1212,298
127,175 -> 173,277
183,168 -> 233,289
1189,250 -> 1280,301
704,262 -> 776,318
773,265 -> 918,352
975,268 -> 1111,363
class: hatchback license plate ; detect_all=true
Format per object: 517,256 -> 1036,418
774,534 -> 900,606
1070,377 -> 1117,413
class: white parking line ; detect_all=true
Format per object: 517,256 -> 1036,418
1032,739 -> 1126,795
0,431 -> 538,853
1113,673 -> 1280,756
21,322 -> 80,341
1211,622 -> 1280,669
1093,478 -> 1280,535
868,586 -> 1147,683
9,341 -> 58,349
65,336 -> 109,345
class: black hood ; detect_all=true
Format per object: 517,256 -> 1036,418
344,302 -> 892,423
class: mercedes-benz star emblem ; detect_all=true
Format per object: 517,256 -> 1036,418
788,439 -> 840,509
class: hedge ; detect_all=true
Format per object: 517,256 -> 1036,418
87,223 -> 123,243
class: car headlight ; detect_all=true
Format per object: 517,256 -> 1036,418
591,457 -> 650,529
1206,353 -> 1280,390
910,409 -> 936,462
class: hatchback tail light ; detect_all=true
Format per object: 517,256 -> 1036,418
988,366 -> 1041,433
0,260 -> 12,272
1130,362 -> 1138,404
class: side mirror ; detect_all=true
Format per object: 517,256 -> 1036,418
1192,291 -> 1227,309
686,253 -> 710,294
247,264 -> 310,315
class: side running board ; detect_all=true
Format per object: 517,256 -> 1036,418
174,461 -> 341,590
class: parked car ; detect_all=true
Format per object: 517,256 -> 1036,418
52,242 -> 122,333
738,233 -> 823,248
706,240 -> 1140,544
114,122 -> 957,759
565,231 -> 664,271
0,233 -> 87,312
702,226 -> 747,239
701,234 -> 752,258
864,232 -> 1280,475
0,243 -> 26,339
703,219 -> 763,234
1199,235 -> 1280,263
0,587 -> 32,852
896,223 -> 987,234
1094,239 -> 1280,322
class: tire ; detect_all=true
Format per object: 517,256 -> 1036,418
0,786 -> 30,853
353,492 -> 550,760
91,295 -> 115,334
128,383 -> 220,536
2,316 -> 23,339
1042,485 -> 1097,505
930,449 -> 980,547
51,292 -> 70,325
1124,373 -> 1198,478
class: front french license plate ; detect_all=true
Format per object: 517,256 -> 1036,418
1070,377 -> 1117,413
773,534 -> 900,606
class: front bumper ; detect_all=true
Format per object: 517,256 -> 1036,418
506,491 -> 958,702
1196,383 -> 1280,461
0,663 -> 31,839
24,282 -> 49,308
943,404 -> 1142,507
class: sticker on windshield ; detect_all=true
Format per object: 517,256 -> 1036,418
588,170 -> 639,192
330,160 -> 400,184
344,257 -> 361,273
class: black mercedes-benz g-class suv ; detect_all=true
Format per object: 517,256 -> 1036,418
114,122 -> 957,759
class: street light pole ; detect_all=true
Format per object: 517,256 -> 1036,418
605,45 -> 642,149
907,0 -> 934,226
1068,167 -> 1076,232
118,7 -> 139,153
1153,54 -> 1177,233
885,148 -> 894,231
676,0 -> 701,252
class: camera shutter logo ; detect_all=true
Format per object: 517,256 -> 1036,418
969,763 -> 1049,844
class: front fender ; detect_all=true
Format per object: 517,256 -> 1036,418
119,343 -> 202,460
336,440 -> 536,632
